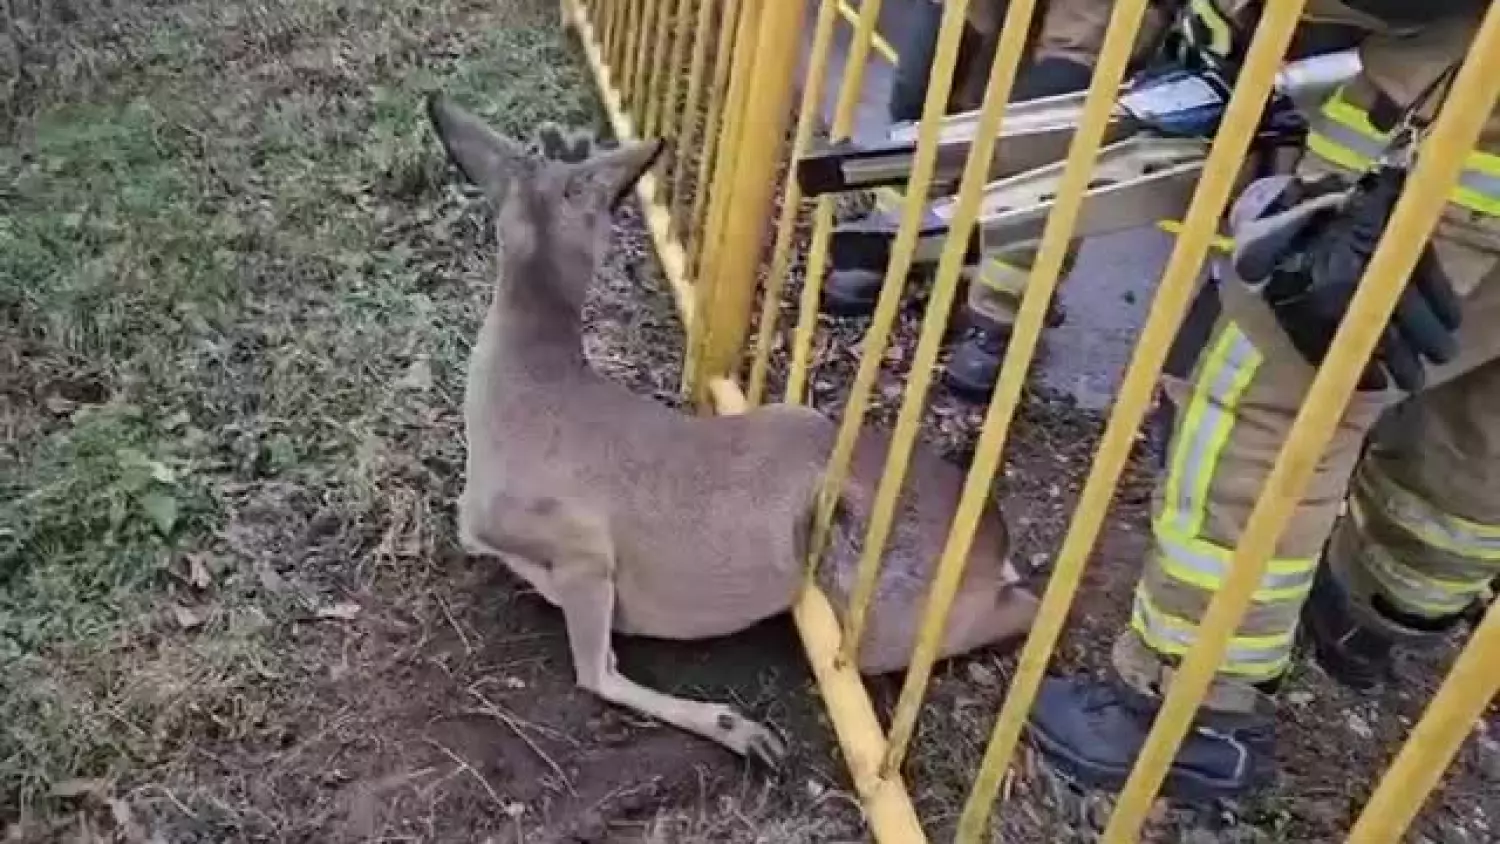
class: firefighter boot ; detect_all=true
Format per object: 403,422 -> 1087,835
1026,636 -> 1278,801
1300,527 -> 1461,692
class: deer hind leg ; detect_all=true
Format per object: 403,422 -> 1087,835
478,493 -> 787,766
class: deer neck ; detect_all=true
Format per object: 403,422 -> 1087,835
473,246 -> 589,386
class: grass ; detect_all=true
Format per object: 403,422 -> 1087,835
0,0 -> 605,832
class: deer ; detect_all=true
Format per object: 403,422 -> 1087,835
428,93 -> 1039,767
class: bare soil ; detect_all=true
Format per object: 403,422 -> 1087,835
3,1 -> 1498,843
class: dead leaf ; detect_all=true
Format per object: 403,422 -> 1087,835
107,798 -> 151,844
172,604 -> 206,630
185,553 -> 213,590
49,778 -> 108,799
316,601 -> 362,621
255,560 -> 290,595
397,357 -> 433,391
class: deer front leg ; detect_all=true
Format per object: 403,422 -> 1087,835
548,518 -> 787,767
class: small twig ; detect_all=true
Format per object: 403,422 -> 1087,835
426,739 -> 508,812
433,592 -> 473,655
467,690 -> 578,796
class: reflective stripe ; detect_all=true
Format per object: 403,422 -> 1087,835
1154,524 -> 1317,603
1307,87 -> 1500,216
1130,589 -> 1293,679
1349,499 -> 1487,616
1357,465 -> 1500,561
1162,324 -> 1263,537
1187,0 -> 1234,58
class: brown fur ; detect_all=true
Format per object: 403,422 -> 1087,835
428,93 -> 1038,764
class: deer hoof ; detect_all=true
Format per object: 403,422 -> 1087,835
714,708 -> 787,769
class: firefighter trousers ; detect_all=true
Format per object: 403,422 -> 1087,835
1119,220 -> 1500,697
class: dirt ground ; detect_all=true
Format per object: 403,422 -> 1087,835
3,1 -> 1499,842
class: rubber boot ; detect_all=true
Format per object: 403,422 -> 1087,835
1300,544 -> 1460,692
1027,637 -> 1278,801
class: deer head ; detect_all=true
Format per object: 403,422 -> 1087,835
426,94 -> 664,324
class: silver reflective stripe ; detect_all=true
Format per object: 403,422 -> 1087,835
1131,593 -> 1292,671
1310,115 -> 1384,162
1348,498 -> 1487,615
1155,532 -> 1315,599
1460,167 -> 1500,202
1164,327 -> 1262,536
1310,115 -> 1500,207
1359,467 -> 1500,560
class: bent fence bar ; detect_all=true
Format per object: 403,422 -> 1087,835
558,0 -> 1500,841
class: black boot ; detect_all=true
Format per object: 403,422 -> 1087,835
1300,561 -> 1459,691
1026,673 -> 1277,801
945,323 -> 1010,401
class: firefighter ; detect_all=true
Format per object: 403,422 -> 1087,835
840,1 -> 1178,399
1024,0 -> 1500,800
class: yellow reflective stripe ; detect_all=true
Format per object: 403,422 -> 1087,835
1349,502 -> 1482,616
1162,324 -> 1263,537
1188,0 -> 1234,58
1358,466 -> 1500,561
1130,588 -> 1292,679
1309,87 -> 1500,216
1154,521 -> 1317,603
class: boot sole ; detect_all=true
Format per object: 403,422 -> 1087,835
1024,722 -> 1273,804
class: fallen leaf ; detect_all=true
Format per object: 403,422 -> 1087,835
1286,691 -> 1315,706
316,601 -> 362,621
107,797 -> 151,844
49,778 -> 108,799
139,491 -> 179,535
185,554 -> 213,590
398,357 -> 434,391
172,604 -> 205,630
255,560 -> 290,594
966,661 -> 999,688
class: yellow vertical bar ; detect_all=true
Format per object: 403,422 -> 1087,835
642,0 -> 675,136
668,0 -> 720,219
837,0 -> 1044,669
690,0 -> 799,404
689,0 -> 754,273
631,0 -> 665,127
1101,7 -> 1500,840
800,0 -> 968,595
745,0 -> 842,407
686,0 -> 760,395
608,0 -> 633,73
782,0 -> 894,404
1349,601 -> 1500,842
878,0 -> 1151,776
618,0 -> 644,105
948,1 -> 1313,839
657,0 -> 697,146
601,0 -> 619,65
679,0 -> 744,250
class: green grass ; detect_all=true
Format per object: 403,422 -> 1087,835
0,0 -> 602,824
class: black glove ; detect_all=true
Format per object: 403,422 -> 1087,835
1232,168 -> 1463,392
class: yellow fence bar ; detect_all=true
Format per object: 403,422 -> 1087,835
686,0 -> 760,400
690,0 -> 804,405
667,0 -> 719,218
950,1 -> 1313,839
600,0 -> 620,62
836,0 -> 899,65
745,0 -> 843,407
1102,5 -> 1500,840
1349,601 -> 1500,841
783,0 -> 892,404
656,0 -> 695,144
684,0 -> 747,262
621,0 -> 649,112
801,0 -> 963,613
609,0 -> 636,80
562,0 -> 693,331
881,0 -> 1154,779
631,0 -> 666,127
644,0 -> 684,138
836,0 -> 1043,670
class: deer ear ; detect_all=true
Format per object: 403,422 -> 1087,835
568,139 -> 665,209
427,93 -> 533,203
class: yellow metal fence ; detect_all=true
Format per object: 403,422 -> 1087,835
559,0 -> 1500,841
